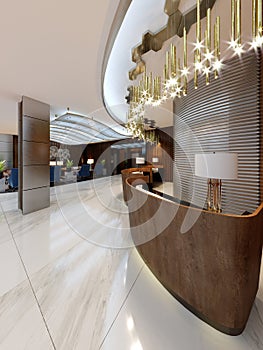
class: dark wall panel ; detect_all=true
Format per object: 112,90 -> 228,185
22,116 -> 49,143
22,166 -> 50,190
22,187 -> 50,214
22,142 -> 49,166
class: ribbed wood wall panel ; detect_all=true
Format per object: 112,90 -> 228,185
174,52 -> 261,215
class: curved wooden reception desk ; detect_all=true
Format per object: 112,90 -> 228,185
121,169 -> 263,335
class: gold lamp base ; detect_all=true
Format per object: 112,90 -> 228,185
207,178 -> 222,213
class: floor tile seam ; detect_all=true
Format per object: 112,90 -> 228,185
0,201 -> 14,246
3,203 -> 63,241
1,207 -> 57,350
99,264 -> 145,349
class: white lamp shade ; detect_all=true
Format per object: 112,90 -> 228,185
49,161 -> 56,166
136,157 -> 145,164
87,158 -> 94,165
57,160 -> 63,166
195,153 -> 238,179
152,157 -> 159,163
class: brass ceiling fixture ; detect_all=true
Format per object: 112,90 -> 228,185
126,0 -> 263,139
129,0 -> 217,81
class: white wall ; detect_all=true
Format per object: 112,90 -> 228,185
0,94 -> 18,135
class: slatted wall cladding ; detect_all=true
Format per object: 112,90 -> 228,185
174,52 -> 261,215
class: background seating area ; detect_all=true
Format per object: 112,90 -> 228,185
0,168 -> 18,192
77,164 -> 90,181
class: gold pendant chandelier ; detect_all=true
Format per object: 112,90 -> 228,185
126,0 -> 263,136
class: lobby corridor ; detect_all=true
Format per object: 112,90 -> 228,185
0,176 -> 262,350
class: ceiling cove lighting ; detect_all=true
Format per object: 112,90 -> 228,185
126,0 -> 262,136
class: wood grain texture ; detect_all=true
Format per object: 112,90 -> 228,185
121,167 -> 154,202
122,172 -> 263,335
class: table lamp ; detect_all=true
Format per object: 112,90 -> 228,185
87,158 -> 94,170
195,152 -> 238,212
136,157 -> 145,165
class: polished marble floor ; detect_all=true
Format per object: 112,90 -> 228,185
0,176 -> 262,349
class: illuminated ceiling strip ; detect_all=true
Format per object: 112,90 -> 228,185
50,125 -> 125,145
50,129 -> 121,145
51,124 -> 110,141
52,120 -> 121,139
50,131 -> 93,144
50,125 -> 103,141
55,112 -> 127,137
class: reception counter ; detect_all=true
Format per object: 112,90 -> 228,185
121,169 -> 263,335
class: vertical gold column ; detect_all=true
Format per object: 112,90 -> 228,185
205,8 -> 211,85
143,71 -> 147,92
236,0 -> 241,46
214,17 -> 220,79
154,76 -> 157,101
177,58 -> 181,97
195,0 -> 201,90
258,0 -> 262,36
157,76 -> 161,100
146,76 -> 149,95
166,52 -> 170,80
194,51 -> 198,89
149,72 -> 153,101
231,0 -> 236,41
183,27 -> 187,96
163,65 -> 168,99
197,0 -> 201,43
253,0 -> 257,40
217,17 -> 220,57
170,44 -> 176,79
207,8 -> 211,52
163,65 -> 168,82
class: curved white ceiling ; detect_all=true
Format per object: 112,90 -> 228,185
50,112 -> 128,145
0,0 -> 197,143
103,0 -> 168,124
103,0 -> 200,126
0,0 -> 125,135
